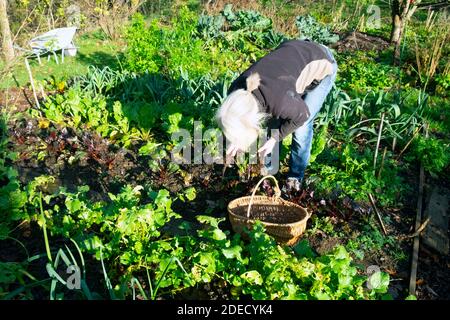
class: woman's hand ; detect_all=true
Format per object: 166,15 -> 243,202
225,145 -> 241,164
226,145 -> 240,158
258,137 -> 277,158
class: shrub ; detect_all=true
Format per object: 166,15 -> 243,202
124,14 -> 164,74
124,8 -> 230,79
407,135 -> 450,177
0,116 -> 28,240
337,52 -> 397,92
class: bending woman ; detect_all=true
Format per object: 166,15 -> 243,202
217,39 -> 338,191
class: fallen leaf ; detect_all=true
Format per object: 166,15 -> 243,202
385,268 -> 397,276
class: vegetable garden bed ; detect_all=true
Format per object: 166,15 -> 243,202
1,4 -> 449,300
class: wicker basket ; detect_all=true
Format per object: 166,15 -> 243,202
227,175 -> 312,246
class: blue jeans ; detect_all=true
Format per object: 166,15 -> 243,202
288,45 -> 338,181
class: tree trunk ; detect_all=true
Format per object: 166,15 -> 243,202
390,1 -> 403,64
0,0 -> 14,64
391,14 -> 403,44
390,0 -> 422,64
391,14 -> 404,63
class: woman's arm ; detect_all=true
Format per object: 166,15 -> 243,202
271,92 -> 311,141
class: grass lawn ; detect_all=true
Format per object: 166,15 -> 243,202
0,31 -> 124,90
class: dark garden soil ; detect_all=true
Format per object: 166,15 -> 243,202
331,31 -> 390,53
0,87 -> 34,113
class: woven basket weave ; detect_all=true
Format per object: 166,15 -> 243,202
227,175 -> 311,246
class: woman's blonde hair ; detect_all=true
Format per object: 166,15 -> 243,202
216,73 -> 268,151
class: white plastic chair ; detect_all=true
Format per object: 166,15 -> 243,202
14,27 -> 77,64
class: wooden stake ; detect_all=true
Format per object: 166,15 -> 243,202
409,123 -> 428,296
39,83 -> 47,101
368,193 -> 388,236
377,147 -> 387,179
24,58 -> 40,109
374,113 -> 385,171
4,87 -> 8,109
396,124 -> 423,160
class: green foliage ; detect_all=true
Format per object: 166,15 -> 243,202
238,223 -> 388,299
180,187 -> 197,202
407,135 -> 450,176
338,52 -> 396,92
164,7 -> 218,78
72,66 -> 129,96
197,14 -> 225,40
295,15 -> 339,45
39,85 -> 165,148
310,123 -> 328,164
28,181 -> 179,267
198,3 -> 288,52
0,116 -> 37,299
346,220 -> 406,262
41,88 -> 109,133
425,94 -> 450,135
124,5 -> 286,84
310,144 -> 407,206
0,262 -> 24,293
124,14 -> 164,74
223,5 -> 272,32
317,86 -> 427,160
0,116 -> 28,239
124,8 -> 238,79
434,73 -> 450,97
23,176 -> 390,300
307,216 -> 335,236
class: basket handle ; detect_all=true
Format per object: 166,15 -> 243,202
306,209 -> 313,219
246,175 -> 282,219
